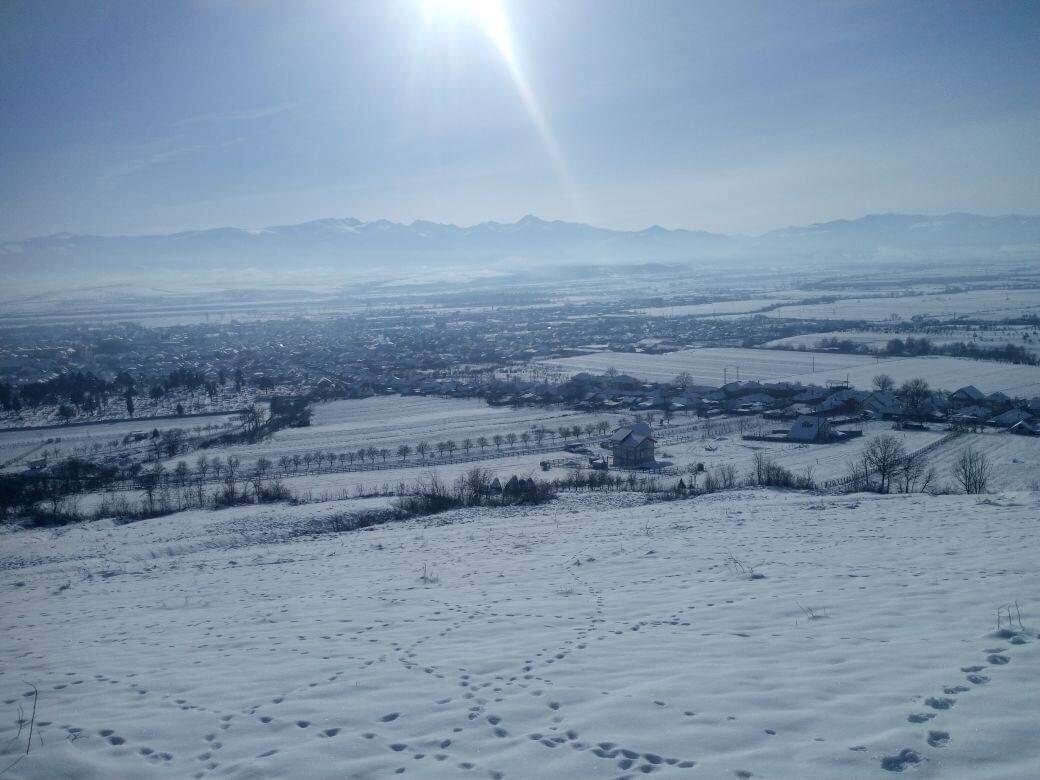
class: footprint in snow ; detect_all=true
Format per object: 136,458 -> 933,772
881,748 -> 922,772
927,731 -> 950,748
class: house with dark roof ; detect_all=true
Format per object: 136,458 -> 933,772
989,408 -> 1034,428
610,421 -> 655,467
950,385 -> 986,405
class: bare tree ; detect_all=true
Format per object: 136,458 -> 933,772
898,377 -> 931,420
173,460 -> 190,487
250,457 -> 271,499
477,436 -> 488,452
493,434 -> 504,450
462,438 -> 473,456
416,440 -> 430,460
862,434 -> 906,493
224,455 -> 240,501
278,455 -> 291,476
506,432 -> 517,448
896,450 -> 935,493
520,431 -> 530,449
445,440 -> 456,459
397,444 -> 411,461
436,441 -> 447,458
194,455 -> 210,505
872,373 -> 895,392
953,447 -> 992,494
674,371 -> 695,390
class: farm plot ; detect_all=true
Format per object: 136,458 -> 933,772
762,288 -> 1040,322
762,326 -> 1040,355
0,414 -> 243,473
785,355 -> 1040,397
656,421 -> 945,484
540,348 -> 877,385
542,348 -> 1040,396
638,298 -> 790,317
169,396 -> 626,471
920,432 -> 1040,492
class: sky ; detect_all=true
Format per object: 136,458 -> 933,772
1,0 -> 1038,240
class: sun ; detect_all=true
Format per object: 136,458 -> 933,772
420,0 -> 516,63
416,0 -> 582,210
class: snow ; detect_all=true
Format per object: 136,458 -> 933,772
541,348 -> 878,386
0,414 -> 243,473
761,289 -> 1040,322
542,348 -> 1040,396
762,327 -> 1040,356
180,396 -> 626,470
2,488 -> 1039,779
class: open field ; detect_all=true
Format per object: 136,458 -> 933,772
542,348 -> 1040,396
762,288 -> 1040,322
0,413 -> 244,473
3,488 -> 1039,779
793,356 -> 1040,397
161,396 -> 627,471
541,348 -> 878,385
638,298 -> 791,317
657,420 -> 947,483
762,326 -> 1040,355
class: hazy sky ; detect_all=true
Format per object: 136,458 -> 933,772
2,0 -> 1038,239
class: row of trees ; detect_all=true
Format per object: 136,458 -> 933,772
246,421 -> 616,477
815,335 -> 1039,366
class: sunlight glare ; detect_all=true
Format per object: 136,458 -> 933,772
418,0 -> 581,210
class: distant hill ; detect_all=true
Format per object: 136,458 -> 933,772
2,213 -> 1037,279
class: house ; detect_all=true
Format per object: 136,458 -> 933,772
818,389 -> 868,414
863,391 -> 903,419
950,385 -> 986,405
1009,420 -> 1039,436
787,415 -> 838,443
986,391 -> 1011,409
989,408 -> 1034,428
950,404 -> 990,423
610,421 -> 655,467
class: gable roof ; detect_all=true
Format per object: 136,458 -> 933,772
611,421 -> 655,449
952,385 -> 985,401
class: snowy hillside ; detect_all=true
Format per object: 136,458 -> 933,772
2,489 -> 1038,779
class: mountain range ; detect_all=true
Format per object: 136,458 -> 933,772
2,213 -> 1038,278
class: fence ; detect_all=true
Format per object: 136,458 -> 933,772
820,430 -> 963,491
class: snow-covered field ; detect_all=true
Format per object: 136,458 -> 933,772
790,356 -> 1040,398
0,414 -> 243,473
762,288 -> 1040,322
638,299 -> 790,317
176,396 -> 626,470
541,348 -> 877,386
658,421 -> 947,484
762,327 -> 1040,354
2,488 -> 1039,779
542,349 -> 1040,396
